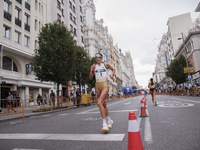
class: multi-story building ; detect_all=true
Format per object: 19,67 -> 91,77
125,51 -> 137,88
114,44 -> 123,94
0,0 -> 52,101
119,49 -> 130,88
166,13 -> 193,64
82,0 -> 108,61
174,2 -> 200,83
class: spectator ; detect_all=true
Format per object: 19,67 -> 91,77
76,89 -> 81,106
16,94 -> 20,107
37,94 -> 42,108
50,90 -> 55,106
44,95 -> 47,105
91,91 -> 96,103
187,82 -> 192,96
72,88 -> 77,107
7,92 -> 16,113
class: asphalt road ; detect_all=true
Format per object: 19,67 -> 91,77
0,95 -> 200,150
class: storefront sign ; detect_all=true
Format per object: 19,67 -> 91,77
184,67 -> 193,73
192,72 -> 200,80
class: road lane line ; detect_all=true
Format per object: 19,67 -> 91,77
13,149 -> 43,150
144,108 -> 152,144
124,102 -> 131,105
0,134 -> 125,141
79,109 -> 138,114
58,113 -> 68,116
172,97 -> 200,103
76,97 -> 137,114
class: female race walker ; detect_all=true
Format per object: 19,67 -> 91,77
148,78 -> 157,106
89,53 -> 115,132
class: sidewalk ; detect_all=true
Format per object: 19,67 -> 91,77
0,101 -> 77,122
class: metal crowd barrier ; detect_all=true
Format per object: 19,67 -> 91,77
0,94 -> 140,119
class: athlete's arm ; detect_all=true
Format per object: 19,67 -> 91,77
89,64 -> 95,80
105,63 -> 115,79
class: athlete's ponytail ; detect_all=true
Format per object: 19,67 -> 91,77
150,78 -> 153,85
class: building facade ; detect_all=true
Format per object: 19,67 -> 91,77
0,0 -> 52,102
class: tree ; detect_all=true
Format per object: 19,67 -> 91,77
33,22 -> 76,106
72,46 -> 90,93
132,86 -> 137,89
87,57 -> 96,90
166,54 -> 187,84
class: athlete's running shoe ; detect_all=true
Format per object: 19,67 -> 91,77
102,124 -> 109,132
108,120 -> 113,129
155,102 -> 157,106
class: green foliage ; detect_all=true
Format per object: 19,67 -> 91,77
87,57 -> 96,89
166,55 -> 187,84
33,22 -> 76,85
132,86 -> 137,89
72,46 -> 90,92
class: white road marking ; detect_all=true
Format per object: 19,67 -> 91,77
78,109 -> 138,115
41,115 -> 51,117
12,148 -> 43,150
172,97 -> 200,104
144,108 -> 152,144
124,102 -> 131,105
0,134 -> 125,141
76,98 -> 137,114
58,113 -> 68,116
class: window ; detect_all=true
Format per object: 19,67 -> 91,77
73,16 -> 76,24
35,0 -> 37,10
35,19 -> 37,30
81,36 -> 84,43
25,0 -> 30,10
62,9 -> 64,17
74,28 -> 76,36
69,1 -> 72,8
39,2 -> 41,13
15,8 -> 21,27
81,26 -> 83,32
3,25 -> 10,39
3,56 -> 12,71
79,0 -> 82,4
57,0 -> 61,10
15,31 -> 20,43
24,36 -> 29,47
24,14 -> 30,32
80,6 -> 82,13
4,1 -> 11,21
57,14 -> 61,23
70,13 -> 72,20
80,16 -> 83,22
4,1 -> 9,12
70,24 -> 73,31
62,21 -> 64,26
61,0 -> 64,4
73,6 -> 75,13
3,56 -> 18,72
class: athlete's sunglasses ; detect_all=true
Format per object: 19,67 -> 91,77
95,56 -> 102,59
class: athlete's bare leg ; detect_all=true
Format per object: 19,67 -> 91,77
153,90 -> 156,103
96,87 -> 109,119
150,91 -> 154,103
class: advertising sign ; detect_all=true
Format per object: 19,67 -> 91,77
184,67 -> 193,73
192,72 -> 200,80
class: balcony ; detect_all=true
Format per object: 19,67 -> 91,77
16,0 -> 22,4
15,17 -> 21,27
24,23 -> 30,32
25,1 -> 30,10
4,10 -> 11,22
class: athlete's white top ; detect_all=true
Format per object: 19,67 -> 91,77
95,63 -> 108,82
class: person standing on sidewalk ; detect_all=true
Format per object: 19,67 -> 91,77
7,92 -> 16,113
89,53 -> 115,132
37,94 -> 42,108
50,90 -> 55,106
148,78 -> 157,106
72,88 -> 77,107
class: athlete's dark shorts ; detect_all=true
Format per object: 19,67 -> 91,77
150,88 -> 155,92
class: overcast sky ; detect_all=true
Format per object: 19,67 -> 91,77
94,0 -> 199,88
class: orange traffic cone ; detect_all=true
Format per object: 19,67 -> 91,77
128,111 -> 144,150
139,100 -> 148,117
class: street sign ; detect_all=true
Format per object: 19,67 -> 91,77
184,67 -> 193,73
